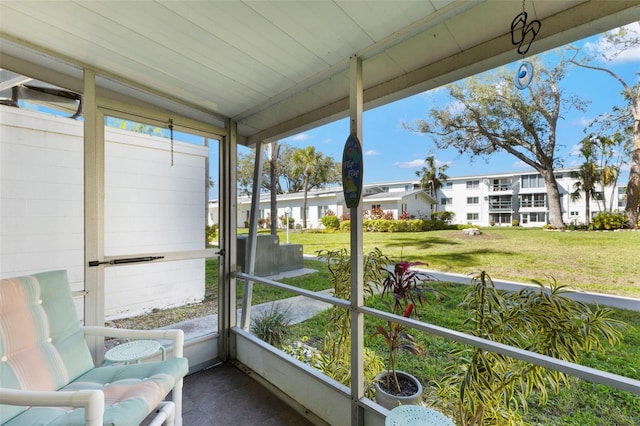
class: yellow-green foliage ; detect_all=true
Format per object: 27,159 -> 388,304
438,271 -> 627,426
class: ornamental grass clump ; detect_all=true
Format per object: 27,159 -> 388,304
437,271 -> 627,426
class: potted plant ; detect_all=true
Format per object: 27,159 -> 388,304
372,260 -> 438,409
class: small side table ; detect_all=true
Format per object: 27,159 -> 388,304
104,340 -> 165,365
385,405 -> 454,426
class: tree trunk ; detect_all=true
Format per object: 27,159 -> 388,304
624,115 -> 640,228
302,173 -> 310,229
269,142 -> 280,235
541,170 -> 565,229
584,192 -> 591,227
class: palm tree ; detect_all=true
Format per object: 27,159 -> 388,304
415,155 -> 449,212
292,146 -> 323,228
570,138 -> 601,227
267,141 -> 280,235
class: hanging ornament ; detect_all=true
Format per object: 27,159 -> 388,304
515,61 -> 534,90
510,0 -> 541,90
168,118 -> 174,166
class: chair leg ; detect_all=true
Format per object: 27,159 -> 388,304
172,379 -> 184,426
146,401 -> 175,426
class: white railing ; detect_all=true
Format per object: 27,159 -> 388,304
232,271 -> 640,396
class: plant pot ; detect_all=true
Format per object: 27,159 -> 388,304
374,371 -> 423,410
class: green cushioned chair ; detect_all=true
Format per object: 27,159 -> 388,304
0,270 -> 189,425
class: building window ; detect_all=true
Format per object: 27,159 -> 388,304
467,196 -> 479,204
492,178 -> 511,191
529,212 -> 546,222
466,180 -> 479,189
441,182 -> 452,189
372,204 -> 381,210
441,198 -> 452,205
318,205 -> 329,217
570,211 -> 579,217
520,193 -> 546,208
521,174 -> 545,189
467,213 -> 479,221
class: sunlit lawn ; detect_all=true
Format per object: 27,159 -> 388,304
263,227 -> 640,298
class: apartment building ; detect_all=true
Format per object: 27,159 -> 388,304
208,169 -> 625,229
438,169 -> 625,227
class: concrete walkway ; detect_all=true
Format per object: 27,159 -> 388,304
166,264 -> 638,341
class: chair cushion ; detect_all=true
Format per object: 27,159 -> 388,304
2,358 -> 189,426
0,270 -> 95,421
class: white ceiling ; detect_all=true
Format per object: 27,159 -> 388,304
1,1 -> 639,145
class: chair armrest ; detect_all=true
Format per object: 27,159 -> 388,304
83,326 -> 184,358
0,388 -> 104,426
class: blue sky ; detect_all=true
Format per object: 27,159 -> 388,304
274,23 -> 639,187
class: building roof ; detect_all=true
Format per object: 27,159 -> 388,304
364,189 -> 434,204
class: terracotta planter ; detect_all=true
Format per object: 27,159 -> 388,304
374,371 -> 423,410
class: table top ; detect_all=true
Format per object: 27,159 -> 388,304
104,340 -> 162,363
385,405 -> 455,426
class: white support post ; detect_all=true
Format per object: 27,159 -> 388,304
240,142 -> 265,330
83,68 -> 106,362
220,119 -> 238,360
348,55 -> 364,426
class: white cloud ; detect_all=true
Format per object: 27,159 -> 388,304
512,161 -> 530,169
394,157 -> 451,169
572,116 -> 593,128
365,150 -> 381,156
569,143 -> 583,157
585,22 -> 640,63
283,133 -> 310,143
394,159 -> 426,168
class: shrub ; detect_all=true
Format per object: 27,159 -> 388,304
205,224 -> 218,242
250,304 -> 291,348
437,271 -> 627,425
512,219 -> 520,227
590,211 -> 625,230
339,220 -> 351,231
370,207 -> 385,219
321,214 -> 340,230
431,211 -> 455,223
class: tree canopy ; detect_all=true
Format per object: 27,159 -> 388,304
237,143 -> 341,202
569,22 -> 640,228
405,55 -> 585,228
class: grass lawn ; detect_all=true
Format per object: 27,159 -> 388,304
286,277 -> 640,425
269,227 -> 640,298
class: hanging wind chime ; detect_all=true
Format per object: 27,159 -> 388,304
511,0 -> 541,90
168,118 -> 174,166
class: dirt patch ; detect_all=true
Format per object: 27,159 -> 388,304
446,231 -> 503,240
109,300 -> 218,330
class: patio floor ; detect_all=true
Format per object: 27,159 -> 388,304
177,363 -> 316,425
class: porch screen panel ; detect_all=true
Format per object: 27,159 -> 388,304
103,119 -> 217,335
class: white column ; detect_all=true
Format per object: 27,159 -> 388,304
220,119 -> 238,360
240,142 -> 265,330
83,68 -> 106,361
349,55 -> 364,426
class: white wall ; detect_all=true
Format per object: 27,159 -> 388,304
0,107 -> 85,291
0,106 -> 208,320
103,126 -> 208,319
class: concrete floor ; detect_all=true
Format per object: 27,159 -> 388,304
178,363 -> 315,426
